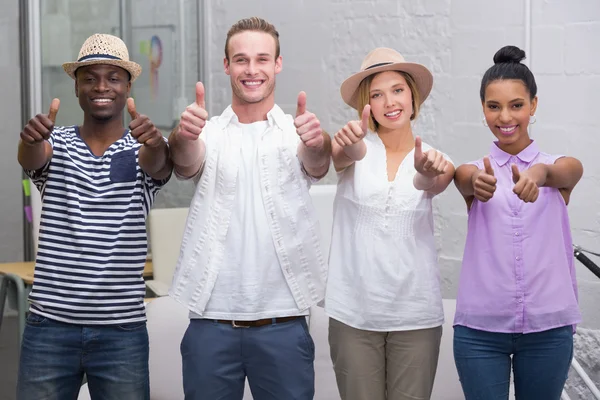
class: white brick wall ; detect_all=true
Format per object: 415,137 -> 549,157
203,1 -> 599,396
203,0 -> 600,322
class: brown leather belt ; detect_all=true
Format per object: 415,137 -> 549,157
216,316 -> 301,328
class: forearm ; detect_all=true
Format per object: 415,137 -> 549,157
18,140 -> 50,171
139,140 -> 172,180
168,128 -> 206,179
298,131 -> 332,178
414,164 -> 455,195
541,157 -> 583,190
332,140 -> 366,172
453,164 -> 479,198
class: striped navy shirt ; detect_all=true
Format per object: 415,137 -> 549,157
25,125 -> 168,325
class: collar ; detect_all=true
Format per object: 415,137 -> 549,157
214,104 -> 289,131
490,140 -> 539,166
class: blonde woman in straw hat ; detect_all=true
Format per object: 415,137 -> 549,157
16,33 -> 171,399
324,48 -> 455,400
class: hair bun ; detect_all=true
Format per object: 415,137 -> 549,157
493,45 -> 526,64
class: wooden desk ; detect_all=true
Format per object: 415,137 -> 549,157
0,260 -> 153,344
0,261 -> 153,285
0,262 -> 36,285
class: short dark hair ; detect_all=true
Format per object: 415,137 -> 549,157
480,45 -> 537,101
224,17 -> 280,62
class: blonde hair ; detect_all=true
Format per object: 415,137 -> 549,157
224,17 -> 280,61
356,71 -> 421,132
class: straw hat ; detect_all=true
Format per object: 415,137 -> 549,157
62,33 -> 142,82
340,48 -> 433,109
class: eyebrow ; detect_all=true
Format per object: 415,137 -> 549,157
231,52 -> 273,58
486,98 -> 525,103
369,82 -> 406,93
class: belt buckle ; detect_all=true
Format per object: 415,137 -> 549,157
231,320 -> 250,329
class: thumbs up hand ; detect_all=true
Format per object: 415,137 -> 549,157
21,98 -> 60,144
128,98 -> 164,148
413,136 -> 448,178
334,105 -> 370,149
294,91 -> 324,149
511,164 -> 540,203
471,156 -> 497,202
177,82 -> 209,141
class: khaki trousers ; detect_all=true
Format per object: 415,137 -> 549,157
329,318 -> 442,400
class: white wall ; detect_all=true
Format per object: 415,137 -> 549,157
204,0 -> 600,326
203,1 -> 600,396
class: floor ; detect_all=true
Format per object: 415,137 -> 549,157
0,315 -> 19,400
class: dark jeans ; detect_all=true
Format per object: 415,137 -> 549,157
453,325 -> 573,400
17,312 -> 149,400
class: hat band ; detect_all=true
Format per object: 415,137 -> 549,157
365,61 -> 393,70
77,54 -> 123,62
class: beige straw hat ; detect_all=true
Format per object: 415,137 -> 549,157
340,48 -> 433,109
62,33 -> 142,82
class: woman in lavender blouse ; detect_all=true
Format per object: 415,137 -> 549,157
452,45 -> 583,400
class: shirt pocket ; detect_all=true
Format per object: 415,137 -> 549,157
109,149 -> 138,183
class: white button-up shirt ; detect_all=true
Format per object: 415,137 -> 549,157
169,105 -> 328,316
325,132 -> 450,331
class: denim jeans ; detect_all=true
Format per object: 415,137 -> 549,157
181,317 -> 315,400
453,325 -> 573,400
17,312 -> 149,400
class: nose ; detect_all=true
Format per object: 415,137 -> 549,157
383,94 -> 394,108
245,60 -> 257,76
93,77 -> 109,92
499,107 -> 512,123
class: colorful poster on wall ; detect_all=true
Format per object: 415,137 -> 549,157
130,25 -> 176,129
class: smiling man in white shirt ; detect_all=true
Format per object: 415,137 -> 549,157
168,17 -> 331,400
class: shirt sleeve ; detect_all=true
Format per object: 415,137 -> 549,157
468,159 -> 484,169
549,154 -> 565,164
23,129 -> 57,192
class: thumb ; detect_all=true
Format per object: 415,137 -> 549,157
296,91 -> 306,118
195,82 -> 205,109
414,136 -> 423,160
483,156 -> 494,176
127,97 -> 138,120
511,164 -> 520,184
360,105 -> 371,133
48,98 -> 60,124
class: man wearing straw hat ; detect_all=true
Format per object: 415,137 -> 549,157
16,33 -> 171,399
168,17 -> 331,399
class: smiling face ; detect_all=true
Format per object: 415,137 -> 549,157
224,30 -> 282,108
483,79 -> 537,154
367,71 -> 415,133
75,64 -> 131,121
